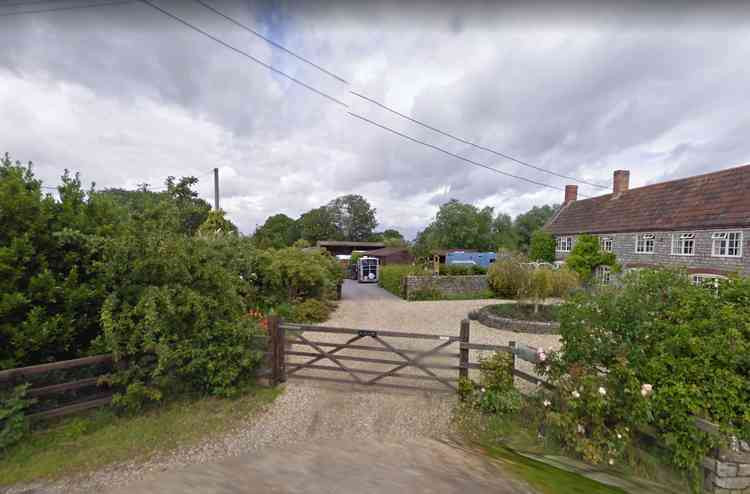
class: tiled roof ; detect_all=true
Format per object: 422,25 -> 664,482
545,164 -> 750,234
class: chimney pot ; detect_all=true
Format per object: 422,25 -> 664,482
613,170 -> 630,194
564,184 -> 578,203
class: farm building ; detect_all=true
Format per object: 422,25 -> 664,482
315,240 -> 385,257
364,247 -> 413,265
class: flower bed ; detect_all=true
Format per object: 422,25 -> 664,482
469,303 -> 560,334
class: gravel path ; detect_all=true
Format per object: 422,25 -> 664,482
14,281 -> 558,494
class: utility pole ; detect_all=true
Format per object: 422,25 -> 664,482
213,167 -> 220,211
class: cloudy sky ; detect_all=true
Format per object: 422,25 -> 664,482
1,0 -> 749,238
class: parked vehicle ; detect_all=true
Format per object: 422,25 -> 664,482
357,256 -> 379,283
445,251 -> 497,268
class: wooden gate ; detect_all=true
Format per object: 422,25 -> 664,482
265,317 -> 506,392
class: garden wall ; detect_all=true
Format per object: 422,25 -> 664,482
403,275 -> 488,299
703,440 -> 750,493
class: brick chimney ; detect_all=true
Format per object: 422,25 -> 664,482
613,170 -> 630,194
564,184 -> 578,203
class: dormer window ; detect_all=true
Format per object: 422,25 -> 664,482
635,233 -> 654,254
672,233 -> 695,256
712,231 -> 742,257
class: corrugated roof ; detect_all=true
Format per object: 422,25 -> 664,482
545,164 -> 750,234
316,241 -> 386,248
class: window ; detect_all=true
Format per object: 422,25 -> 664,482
600,237 -> 613,252
712,231 -> 742,257
635,233 -> 655,254
692,274 -> 727,290
595,265 -> 611,285
672,233 -> 695,256
556,236 -> 573,252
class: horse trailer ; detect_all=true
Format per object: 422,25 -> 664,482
357,256 -> 379,283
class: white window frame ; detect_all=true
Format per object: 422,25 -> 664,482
711,231 -> 743,258
600,237 -> 613,252
691,273 -> 727,288
595,265 -> 612,285
671,232 -> 696,256
556,236 -> 573,253
634,233 -> 655,254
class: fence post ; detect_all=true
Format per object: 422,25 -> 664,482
268,316 -> 286,386
459,319 -> 470,385
508,341 -> 516,385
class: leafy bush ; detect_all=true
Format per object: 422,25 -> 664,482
539,269 -> 750,477
549,268 -> 579,297
100,233 -> 267,410
564,234 -> 618,283
378,264 -> 428,297
460,351 -> 521,414
529,230 -> 556,262
440,264 -> 487,276
0,384 -> 35,451
487,256 -> 530,298
408,288 -> 443,301
289,299 -> 333,323
487,303 -> 560,322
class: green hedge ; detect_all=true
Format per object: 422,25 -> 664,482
378,265 -> 428,297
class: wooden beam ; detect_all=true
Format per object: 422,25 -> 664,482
0,354 -> 113,382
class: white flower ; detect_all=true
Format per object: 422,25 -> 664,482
543,399 -> 551,407
480,387 -> 486,393
571,390 -> 581,399
577,424 -> 585,434
598,386 -> 607,396
616,433 -> 622,439
608,458 -> 614,466
641,383 -> 653,397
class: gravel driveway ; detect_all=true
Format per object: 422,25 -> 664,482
24,280 -> 558,494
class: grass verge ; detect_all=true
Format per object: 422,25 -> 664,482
0,385 -> 280,487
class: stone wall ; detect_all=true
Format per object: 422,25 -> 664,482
703,441 -> 750,493
403,275 -> 488,299
553,228 -> 750,276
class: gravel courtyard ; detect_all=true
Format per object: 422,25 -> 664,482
26,280 -> 559,494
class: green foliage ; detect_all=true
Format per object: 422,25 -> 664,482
487,256 -> 531,298
328,194 -> 378,241
252,213 -> 300,249
514,205 -> 558,253
289,299 -> 334,323
440,263 -> 487,276
492,213 -> 518,251
378,265 -> 429,298
487,303 -> 560,322
196,209 -> 238,237
549,268 -> 580,297
298,206 -> 341,243
413,199 -> 495,256
407,288 -> 443,301
541,269 -> 750,477
529,230 -> 556,262
461,352 -> 522,415
100,233 -> 268,408
0,384 -> 35,451
564,234 -> 618,283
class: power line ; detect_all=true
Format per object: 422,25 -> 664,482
190,0 -> 608,191
138,0 -> 348,108
349,91 -> 609,189
348,111 -> 590,197
0,0 -> 132,17
191,0 -> 347,84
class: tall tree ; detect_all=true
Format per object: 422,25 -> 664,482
252,213 -> 300,249
298,206 -> 341,243
413,199 -> 494,255
492,213 -> 517,251
328,194 -> 377,241
513,204 -> 558,253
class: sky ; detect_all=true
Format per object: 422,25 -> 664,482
1,0 -> 749,238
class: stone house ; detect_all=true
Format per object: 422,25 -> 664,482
544,165 -> 750,284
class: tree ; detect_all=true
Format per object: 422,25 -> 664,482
492,213 -> 517,251
414,199 -> 495,255
513,204 -> 558,253
565,234 -> 618,283
197,209 -> 238,237
369,228 -> 407,246
529,230 -> 556,262
252,213 -> 300,249
328,194 -> 377,241
298,206 -> 341,243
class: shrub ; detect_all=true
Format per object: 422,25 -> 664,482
539,269 -> 750,477
289,299 -> 333,323
100,233 -> 267,411
564,234 -> 618,283
440,264 -> 487,276
460,351 -> 521,415
549,268 -> 579,297
408,288 -> 442,301
378,265 -> 428,298
487,256 -> 530,298
529,230 -> 556,263
0,384 -> 35,451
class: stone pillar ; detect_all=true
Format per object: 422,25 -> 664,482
703,440 -> 750,493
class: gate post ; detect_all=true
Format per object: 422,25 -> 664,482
268,316 -> 286,385
459,319 -> 470,383
508,341 -> 516,386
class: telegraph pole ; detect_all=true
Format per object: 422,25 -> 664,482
213,167 -> 220,211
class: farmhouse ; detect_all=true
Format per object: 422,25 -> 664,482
545,165 -> 750,284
